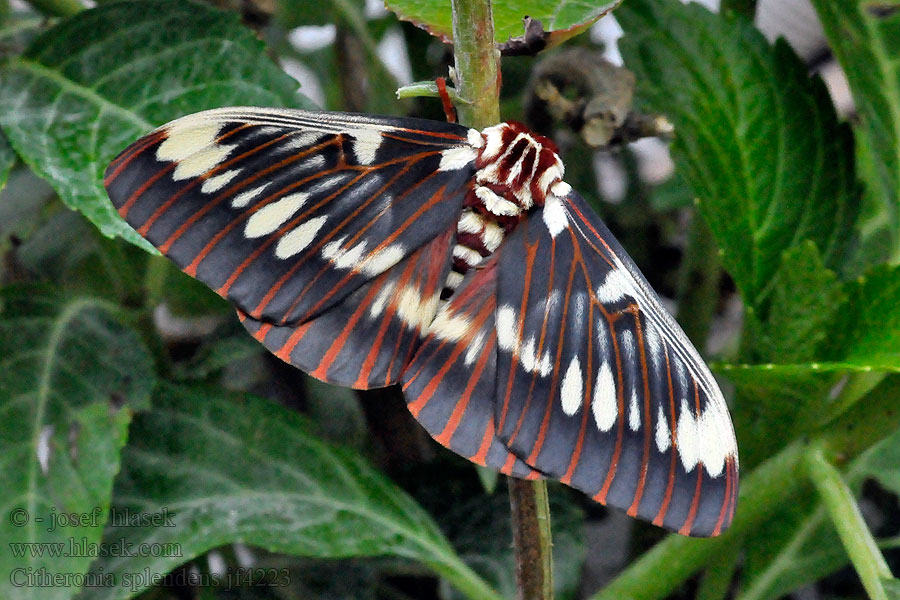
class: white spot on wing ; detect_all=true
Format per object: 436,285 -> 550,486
201,168 -> 241,194
560,356 -> 584,415
445,271 -> 464,289
538,352 -> 552,377
542,196 -> 569,237
348,128 -> 382,164
596,269 -> 634,304
323,239 -> 368,269
395,286 -> 439,330
157,121 -> 222,163
173,144 -> 236,180
592,363 -> 617,431
245,192 -> 308,238
369,282 -> 396,318
620,328 -> 640,432
656,404 -> 671,452
429,308 -> 471,341
231,183 -> 271,208
359,244 -> 404,276
675,392 -> 738,477
520,335 -> 551,376
275,215 -> 327,258
281,132 -> 324,151
644,323 -> 663,370
628,389 -> 641,431
439,145 -> 477,171
496,305 -> 518,351
677,399 -> 700,472
464,331 -> 486,366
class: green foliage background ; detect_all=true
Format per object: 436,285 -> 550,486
0,0 -> 898,599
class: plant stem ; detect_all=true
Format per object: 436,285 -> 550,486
509,479 -> 554,599
451,0 -> 500,129
805,443 -> 893,600
591,374 -> 900,600
450,0 -> 553,597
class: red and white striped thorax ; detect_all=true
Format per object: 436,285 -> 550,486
443,123 -> 572,293
474,122 -> 568,212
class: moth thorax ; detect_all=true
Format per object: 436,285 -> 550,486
474,122 -> 564,213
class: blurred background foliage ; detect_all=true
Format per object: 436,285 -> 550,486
0,0 -> 899,599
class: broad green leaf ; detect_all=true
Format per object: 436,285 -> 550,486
617,0 -> 858,307
80,384 -> 499,600
0,287 -> 154,600
727,366 -> 839,468
0,131 -> 13,191
385,0 -> 618,48
750,242 -> 845,363
723,244 -> 844,465
811,1 -> 900,264
827,264 -> 900,369
0,0 -> 314,252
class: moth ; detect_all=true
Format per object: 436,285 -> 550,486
104,107 -> 738,537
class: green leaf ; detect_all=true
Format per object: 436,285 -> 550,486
385,0 -> 618,47
173,331 -> 264,381
750,242 -> 845,363
828,264 -> 900,369
738,498 -> 849,600
0,0 -> 314,252
857,421 -> 900,498
0,286 -> 154,600
811,1 -> 900,264
81,384 -> 500,600
737,425 -> 900,600
0,170 -> 53,262
617,0 -> 858,307
727,366 -> 839,468
0,131 -> 14,192
885,578 -> 900,600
